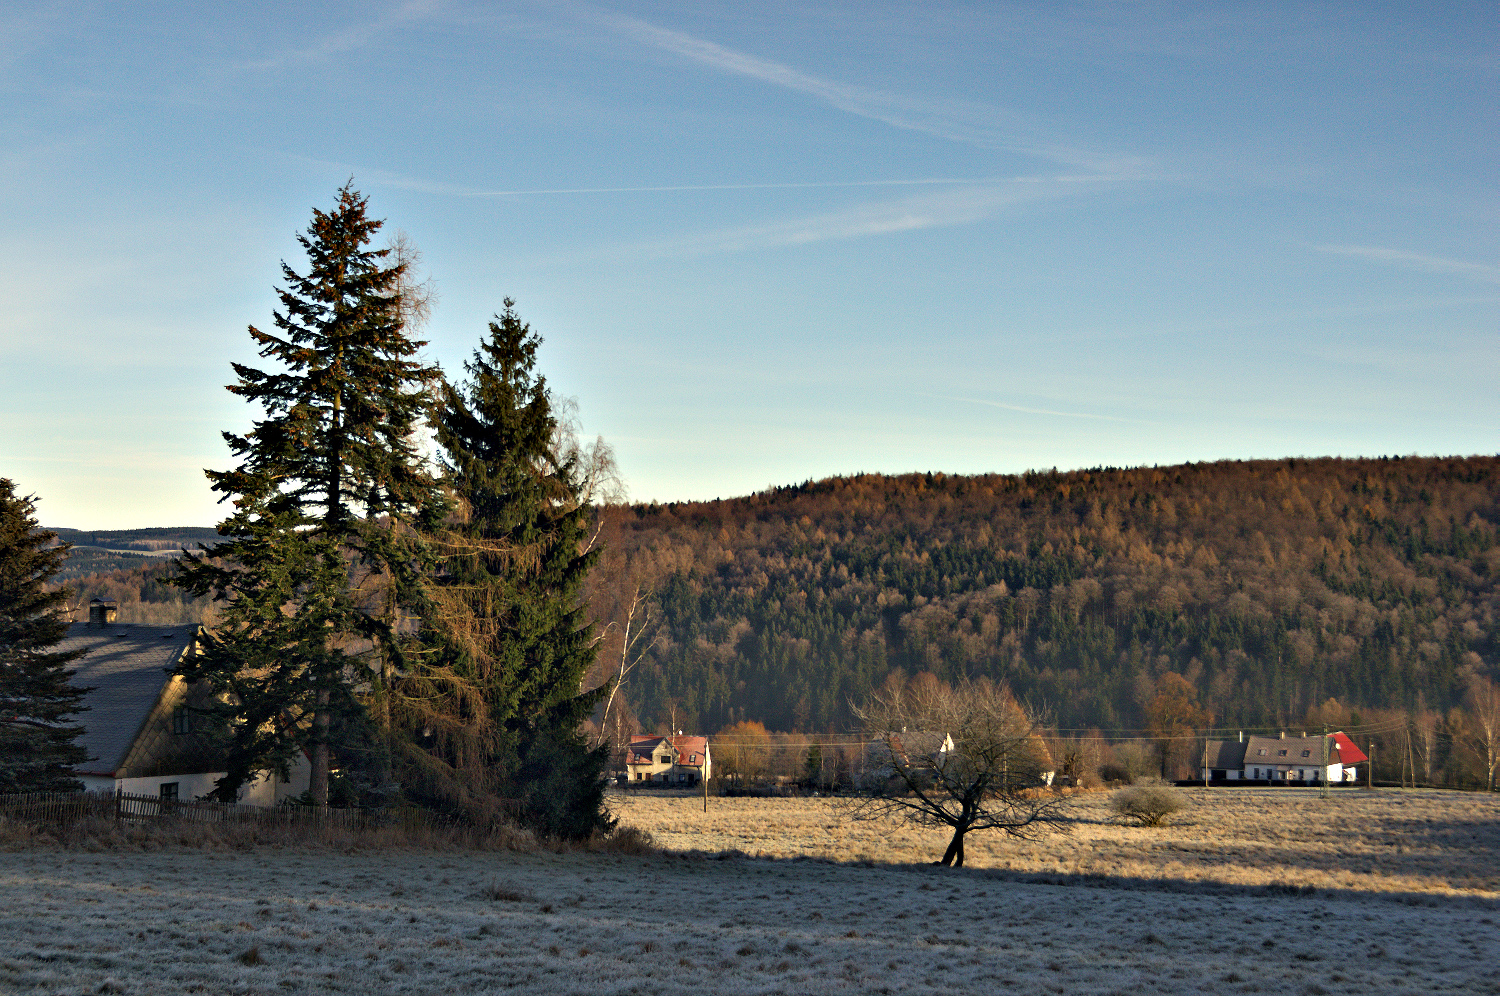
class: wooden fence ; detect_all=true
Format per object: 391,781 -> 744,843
0,790 -> 447,833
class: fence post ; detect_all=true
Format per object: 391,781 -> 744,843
114,787 -> 122,825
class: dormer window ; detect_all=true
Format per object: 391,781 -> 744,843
1256,748 -> 1267,756
1301,750 -> 1311,757
1278,749 -> 1288,756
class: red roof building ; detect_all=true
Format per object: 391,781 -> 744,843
625,734 -> 712,785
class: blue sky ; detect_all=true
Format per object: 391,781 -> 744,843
1,1 -> 1495,528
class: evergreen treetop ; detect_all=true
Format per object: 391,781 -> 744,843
222,182 -> 438,536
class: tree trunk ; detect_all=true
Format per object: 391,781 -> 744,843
939,825 -> 967,867
311,689 -> 330,806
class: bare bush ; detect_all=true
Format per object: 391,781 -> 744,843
589,824 -> 655,855
1111,785 -> 1188,827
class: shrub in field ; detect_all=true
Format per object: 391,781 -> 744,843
1111,785 -> 1187,827
589,825 -> 655,855
1098,764 -> 1133,785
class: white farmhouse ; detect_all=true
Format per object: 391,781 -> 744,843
1201,730 -> 1367,784
57,604 -> 310,804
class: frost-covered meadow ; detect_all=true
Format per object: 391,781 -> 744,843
1,787 -> 1496,995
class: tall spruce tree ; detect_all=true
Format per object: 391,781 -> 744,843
408,301 -> 612,838
0,479 -> 89,793
172,184 -> 439,805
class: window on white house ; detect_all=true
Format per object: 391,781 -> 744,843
159,783 -> 179,801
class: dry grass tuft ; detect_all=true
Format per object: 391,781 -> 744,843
235,946 -> 262,966
586,824 -> 656,855
476,881 -> 534,902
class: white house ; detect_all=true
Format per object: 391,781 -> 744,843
1202,731 -> 1367,784
57,606 -> 310,805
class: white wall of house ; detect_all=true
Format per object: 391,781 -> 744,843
1238,763 -> 1345,782
120,772 -> 225,800
240,754 -> 313,805
77,753 -> 311,806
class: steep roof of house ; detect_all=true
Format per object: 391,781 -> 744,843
54,623 -> 196,775
1330,732 -> 1368,765
667,735 -> 709,765
1203,740 -> 1248,769
1243,733 -> 1342,767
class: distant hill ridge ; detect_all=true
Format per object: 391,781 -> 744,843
47,527 -> 221,584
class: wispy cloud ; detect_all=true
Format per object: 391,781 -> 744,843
631,177 -> 1106,255
1316,245 -> 1500,285
366,172 -> 1071,198
246,0 -> 442,69
590,10 -> 1142,175
951,396 -> 1135,423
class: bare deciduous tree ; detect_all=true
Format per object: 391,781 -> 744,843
843,676 -> 1067,867
1458,675 -> 1500,791
595,579 -> 662,754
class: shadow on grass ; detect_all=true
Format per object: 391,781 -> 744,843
653,845 -> 1500,912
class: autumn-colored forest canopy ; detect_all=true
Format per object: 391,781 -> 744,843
56,456 -> 1499,738
587,456 -> 1498,737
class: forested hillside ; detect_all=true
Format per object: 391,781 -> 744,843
587,457 -> 1499,735
48,457 -> 1500,736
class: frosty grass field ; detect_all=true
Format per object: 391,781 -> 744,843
2,788 -> 1496,995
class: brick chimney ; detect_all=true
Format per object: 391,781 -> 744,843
88,598 -> 118,626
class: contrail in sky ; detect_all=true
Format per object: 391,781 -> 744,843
370,173 -> 1091,198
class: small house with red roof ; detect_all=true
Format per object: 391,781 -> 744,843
1202,731 -> 1368,784
626,734 -> 712,785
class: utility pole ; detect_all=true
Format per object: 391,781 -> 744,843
1320,724 -> 1329,799
1369,741 -> 1375,790
1203,732 -> 1210,790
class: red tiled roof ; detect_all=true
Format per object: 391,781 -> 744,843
1331,731 -> 1368,764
